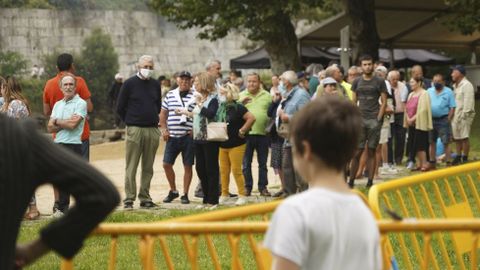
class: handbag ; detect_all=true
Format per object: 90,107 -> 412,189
277,123 -> 289,139
207,122 -> 229,142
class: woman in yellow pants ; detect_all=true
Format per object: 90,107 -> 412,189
217,83 -> 256,205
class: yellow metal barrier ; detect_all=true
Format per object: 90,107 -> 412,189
369,161 -> 480,270
58,219 -> 480,270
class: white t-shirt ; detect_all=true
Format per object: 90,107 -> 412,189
264,187 -> 381,270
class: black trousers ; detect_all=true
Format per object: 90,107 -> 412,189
392,113 -> 407,164
57,143 -> 82,212
195,142 -> 220,205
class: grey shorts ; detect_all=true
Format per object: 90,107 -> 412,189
358,118 -> 382,149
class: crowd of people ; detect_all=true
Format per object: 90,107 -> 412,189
0,51 -> 477,269
0,53 -> 477,213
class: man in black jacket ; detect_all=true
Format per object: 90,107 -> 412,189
0,115 -> 119,269
116,55 -> 162,209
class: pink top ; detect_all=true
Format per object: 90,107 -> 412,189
406,94 -> 420,118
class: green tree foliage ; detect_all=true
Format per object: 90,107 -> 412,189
76,28 -> 119,128
443,0 -> 480,35
0,51 -> 28,76
40,29 -> 119,129
149,0 -> 334,74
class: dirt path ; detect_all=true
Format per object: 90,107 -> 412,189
34,140 -> 282,215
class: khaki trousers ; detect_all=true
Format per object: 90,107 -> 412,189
124,126 -> 160,203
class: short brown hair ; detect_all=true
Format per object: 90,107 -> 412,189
290,96 -> 361,171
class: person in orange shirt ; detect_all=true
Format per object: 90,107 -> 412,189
42,53 -> 94,215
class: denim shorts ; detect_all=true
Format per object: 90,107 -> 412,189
429,116 -> 451,144
163,135 -> 195,166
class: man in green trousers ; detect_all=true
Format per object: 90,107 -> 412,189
116,55 -> 162,209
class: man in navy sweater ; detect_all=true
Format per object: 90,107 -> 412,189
117,55 -> 162,209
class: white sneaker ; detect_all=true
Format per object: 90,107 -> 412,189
386,167 -> 399,174
52,210 -> 64,218
219,196 -> 229,205
207,204 -> 218,210
194,204 -> 205,210
406,161 -> 415,170
235,196 -> 247,206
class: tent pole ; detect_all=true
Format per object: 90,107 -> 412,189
389,45 -> 395,68
340,25 -> 350,71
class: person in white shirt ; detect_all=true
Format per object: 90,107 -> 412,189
264,96 -> 381,270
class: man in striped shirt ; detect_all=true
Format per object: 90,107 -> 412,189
159,71 -> 196,204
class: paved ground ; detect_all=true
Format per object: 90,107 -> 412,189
33,140 -> 283,216
32,136 -> 408,217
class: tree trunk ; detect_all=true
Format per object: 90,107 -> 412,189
264,14 -> 301,75
344,0 -> 380,64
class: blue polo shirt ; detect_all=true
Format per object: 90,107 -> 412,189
427,86 -> 456,118
51,94 -> 87,144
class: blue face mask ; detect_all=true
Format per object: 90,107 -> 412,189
434,82 -> 443,90
278,81 -> 287,97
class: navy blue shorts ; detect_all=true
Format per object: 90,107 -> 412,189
163,135 -> 195,166
429,116 -> 451,144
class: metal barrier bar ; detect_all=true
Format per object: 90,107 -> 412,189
61,219 -> 480,270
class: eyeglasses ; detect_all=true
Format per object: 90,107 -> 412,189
324,83 -> 336,87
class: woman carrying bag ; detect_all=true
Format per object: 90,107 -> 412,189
177,72 -> 220,209
217,83 -> 255,205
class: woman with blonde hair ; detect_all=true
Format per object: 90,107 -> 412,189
177,72 -> 220,209
217,83 -> 255,205
0,76 -> 39,220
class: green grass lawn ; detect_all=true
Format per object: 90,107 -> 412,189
19,209 -> 266,269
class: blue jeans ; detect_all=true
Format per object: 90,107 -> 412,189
242,135 -> 269,191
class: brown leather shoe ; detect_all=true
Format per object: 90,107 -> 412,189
259,189 -> 271,197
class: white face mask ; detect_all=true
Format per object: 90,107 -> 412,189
218,95 -> 227,103
140,68 -> 152,79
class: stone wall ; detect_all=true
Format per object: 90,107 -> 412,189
0,8 -> 247,77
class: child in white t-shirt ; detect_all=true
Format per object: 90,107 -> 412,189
264,96 -> 382,270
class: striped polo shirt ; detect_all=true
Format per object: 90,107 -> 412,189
162,88 -> 195,137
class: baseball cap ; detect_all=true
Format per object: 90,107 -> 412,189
322,77 -> 337,85
451,65 -> 466,75
375,66 -> 388,74
178,71 -> 192,78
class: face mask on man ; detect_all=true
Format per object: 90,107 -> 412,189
218,94 -> 227,103
434,82 -> 443,90
140,68 -> 152,79
279,81 -> 287,96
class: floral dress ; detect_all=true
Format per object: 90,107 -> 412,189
3,99 -> 29,119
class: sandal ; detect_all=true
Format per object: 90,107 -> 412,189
24,210 -> 41,220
